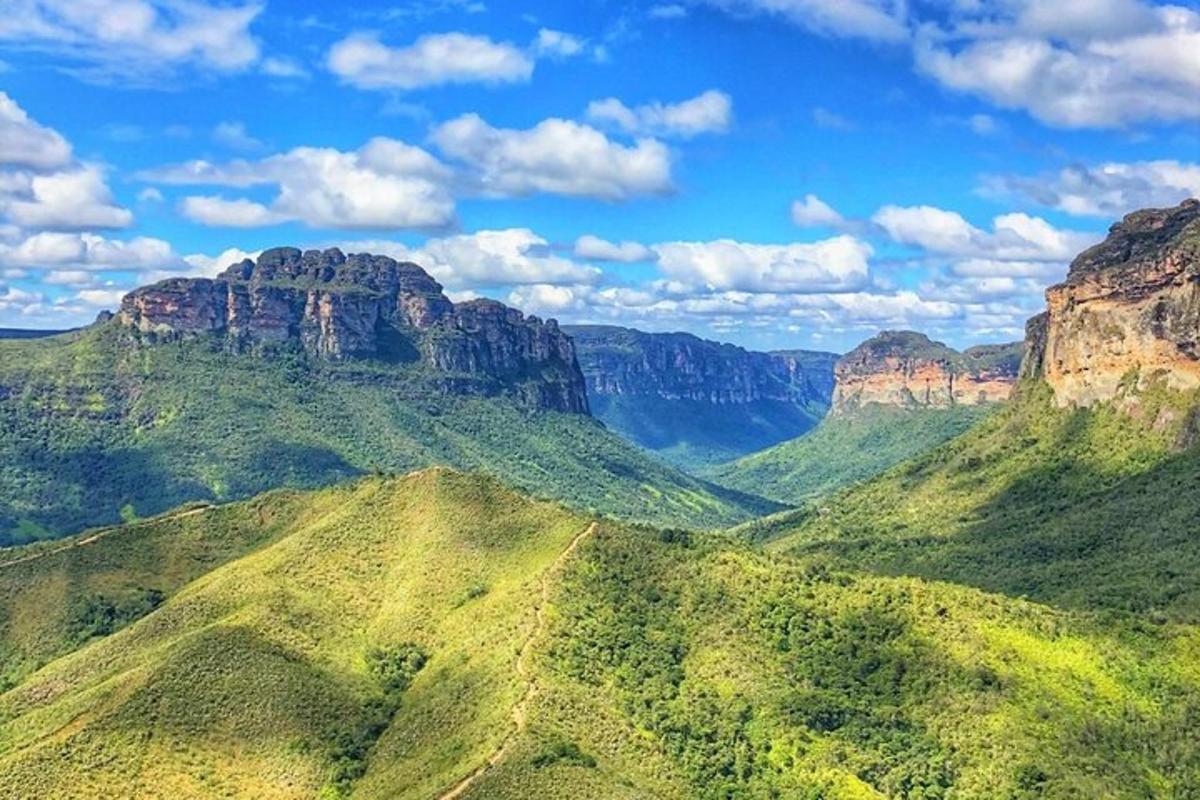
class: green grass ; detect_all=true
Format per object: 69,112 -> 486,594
0,468 -> 1196,799
768,381 -> 1200,621
705,405 -> 994,505
0,323 -> 775,543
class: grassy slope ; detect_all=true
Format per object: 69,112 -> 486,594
589,393 -> 824,470
0,325 -> 774,543
768,382 -> 1200,621
0,471 -> 1196,799
705,405 -> 993,505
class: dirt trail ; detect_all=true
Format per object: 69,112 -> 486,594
0,505 -> 215,570
436,520 -> 598,800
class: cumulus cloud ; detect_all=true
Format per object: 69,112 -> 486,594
574,235 -> 656,263
586,90 -> 733,138
0,92 -> 71,169
871,205 -> 1097,261
2,164 -> 131,231
653,235 -> 873,293
982,160 -> 1200,217
212,121 -> 264,151
328,31 -> 534,90
790,193 -> 845,228
914,1 -> 1200,127
143,138 -> 455,230
0,0 -> 262,81
702,0 -> 908,42
431,114 -> 673,200
0,232 -> 178,271
339,229 -> 601,290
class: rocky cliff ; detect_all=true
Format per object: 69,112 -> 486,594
117,247 -> 589,413
832,330 -> 1022,414
562,325 -> 836,466
1026,199 -> 1200,408
565,325 -> 836,407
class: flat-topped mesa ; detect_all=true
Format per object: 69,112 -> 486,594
1026,199 -> 1200,407
116,246 -> 589,414
564,324 -> 835,407
832,330 -> 1022,414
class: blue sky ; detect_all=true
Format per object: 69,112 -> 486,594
0,0 -> 1197,352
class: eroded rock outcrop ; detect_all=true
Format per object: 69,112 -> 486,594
117,247 -> 589,413
1028,199 -> 1200,407
832,331 -> 1022,414
564,325 -> 836,407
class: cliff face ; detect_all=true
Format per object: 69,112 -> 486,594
1028,199 -> 1200,407
832,331 -> 1022,414
564,325 -> 836,407
117,247 -> 589,414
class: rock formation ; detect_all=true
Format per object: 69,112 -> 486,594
1026,199 -> 1200,407
832,330 -> 1022,414
116,247 -> 589,413
564,325 -> 836,408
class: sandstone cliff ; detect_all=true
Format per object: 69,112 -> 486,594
832,330 -> 1022,414
117,247 -> 589,413
1026,199 -> 1200,408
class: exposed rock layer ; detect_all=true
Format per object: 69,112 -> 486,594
564,325 -> 836,407
1029,199 -> 1200,407
117,247 -> 589,413
832,331 -> 1022,414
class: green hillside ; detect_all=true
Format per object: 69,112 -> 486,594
0,324 -> 775,544
0,469 -> 1197,798
706,405 -> 993,505
768,381 -> 1200,621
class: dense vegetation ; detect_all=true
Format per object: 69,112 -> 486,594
1,469 -> 1196,798
769,381 -> 1200,621
589,394 -> 825,469
706,405 -> 993,505
0,324 -> 774,543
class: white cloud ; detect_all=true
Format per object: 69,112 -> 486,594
532,28 -> 586,58
586,90 -> 733,138
179,196 -> 284,227
914,2 -> 1200,127
260,56 -> 308,79
649,4 -> 688,19
212,121 -> 263,151
2,165 -> 132,230
339,229 -> 601,290
0,92 -> 71,169
574,234 -> 655,263
790,193 -> 845,227
75,288 -> 129,307
431,114 -> 673,200
982,160 -> 1200,217
0,232 -> 180,272
182,247 -> 260,278
871,205 -> 1096,261
702,0 -> 908,42
653,235 -> 873,293
0,0 -> 263,81
327,31 -> 533,90
144,138 -> 455,230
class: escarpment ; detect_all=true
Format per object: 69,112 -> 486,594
564,325 -> 836,407
117,246 -> 589,413
832,331 -> 1022,414
1027,199 -> 1200,407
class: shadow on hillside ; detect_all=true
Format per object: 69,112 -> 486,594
816,438 -> 1200,622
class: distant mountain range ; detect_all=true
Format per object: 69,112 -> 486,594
565,324 -> 837,467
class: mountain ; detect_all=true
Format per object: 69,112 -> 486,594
565,324 -> 835,467
0,328 -> 70,339
1,469 -> 1196,799
768,200 -> 1200,619
706,331 -> 1021,504
832,330 -> 1022,413
0,249 -> 775,544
